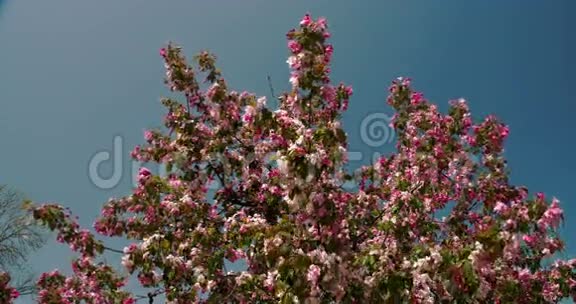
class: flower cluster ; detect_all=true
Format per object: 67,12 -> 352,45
0,273 -> 19,303
5,13 -> 574,304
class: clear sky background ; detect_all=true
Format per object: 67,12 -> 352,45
0,1 -> 574,303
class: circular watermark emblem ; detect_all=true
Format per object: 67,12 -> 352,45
360,112 -> 395,147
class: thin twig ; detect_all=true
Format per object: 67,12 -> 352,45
103,246 -> 124,254
267,75 -> 276,100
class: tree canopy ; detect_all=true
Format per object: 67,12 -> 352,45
2,14 -> 574,304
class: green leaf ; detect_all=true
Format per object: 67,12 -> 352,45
161,239 -> 170,251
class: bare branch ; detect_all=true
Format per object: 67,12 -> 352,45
103,246 -> 124,254
0,185 -> 47,295
267,75 -> 276,100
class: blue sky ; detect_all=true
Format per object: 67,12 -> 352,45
0,1 -> 573,302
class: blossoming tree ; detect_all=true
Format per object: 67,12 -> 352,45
4,14 -> 575,303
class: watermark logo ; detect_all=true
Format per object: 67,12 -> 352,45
360,112 -> 395,147
87,112 -> 397,190
88,135 -> 124,189
348,112 -> 395,166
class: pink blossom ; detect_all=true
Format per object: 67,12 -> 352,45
493,201 -> 508,214
144,130 -> 154,141
300,14 -> 312,26
288,40 -> 302,54
306,264 -> 321,285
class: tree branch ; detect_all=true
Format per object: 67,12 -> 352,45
103,246 -> 124,254
267,75 -> 276,100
